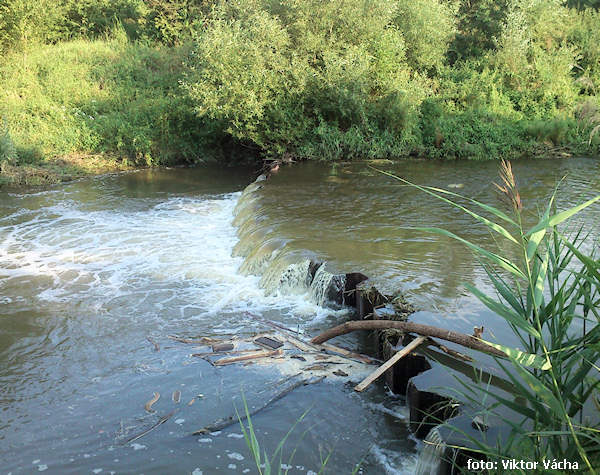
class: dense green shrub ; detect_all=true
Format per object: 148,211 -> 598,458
493,0 -> 579,117
0,121 -> 18,166
450,0 -> 509,62
420,107 -> 527,160
393,0 -> 458,73
183,0 -> 430,159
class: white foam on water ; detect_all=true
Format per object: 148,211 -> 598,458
369,445 -> 417,475
0,192 -> 341,328
365,402 -> 408,420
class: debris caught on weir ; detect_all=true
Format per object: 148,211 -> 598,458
310,320 -> 507,358
214,348 -> 284,366
354,335 -> 427,392
120,408 -> 179,446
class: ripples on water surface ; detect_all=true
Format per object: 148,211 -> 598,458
1,158 -> 598,474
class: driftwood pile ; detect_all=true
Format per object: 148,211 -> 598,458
122,310 -> 508,446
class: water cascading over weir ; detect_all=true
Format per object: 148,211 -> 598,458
232,174 -> 357,306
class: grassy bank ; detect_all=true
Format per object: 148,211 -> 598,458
0,35 -> 236,187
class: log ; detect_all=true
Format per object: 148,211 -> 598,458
354,335 -> 427,392
310,320 -> 507,358
214,349 -> 283,366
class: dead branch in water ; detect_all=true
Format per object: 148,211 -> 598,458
167,335 -> 222,345
192,377 -> 323,435
146,336 -> 160,352
310,320 -> 507,358
214,349 -> 284,366
120,408 -> 179,445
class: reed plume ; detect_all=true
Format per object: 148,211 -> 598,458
494,159 -> 522,212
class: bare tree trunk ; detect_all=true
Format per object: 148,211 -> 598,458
310,320 -> 507,358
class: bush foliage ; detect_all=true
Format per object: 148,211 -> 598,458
1,0 -> 600,170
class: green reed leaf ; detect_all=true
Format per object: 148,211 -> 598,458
483,266 -> 525,315
414,227 -> 526,278
525,196 -> 600,238
482,339 -> 551,370
533,249 -> 549,309
512,364 -> 567,422
464,283 -> 541,338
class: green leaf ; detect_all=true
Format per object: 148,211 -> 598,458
526,228 -> 546,262
512,363 -> 567,422
414,227 -> 526,278
464,283 -> 541,338
525,195 -> 600,238
483,265 -> 525,315
560,235 -> 600,282
527,196 -> 557,261
532,249 -> 549,310
481,339 -> 551,370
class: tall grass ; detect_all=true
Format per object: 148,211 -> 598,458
380,161 -> 600,473
0,37 -> 216,168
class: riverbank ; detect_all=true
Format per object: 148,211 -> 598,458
0,154 -> 134,188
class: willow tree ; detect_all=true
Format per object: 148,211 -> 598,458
183,0 -> 457,159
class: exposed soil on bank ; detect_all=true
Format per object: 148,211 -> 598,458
0,154 -> 135,188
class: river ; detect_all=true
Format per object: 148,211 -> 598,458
1,158 -> 598,474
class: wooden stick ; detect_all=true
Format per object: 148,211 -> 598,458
121,408 -> 179,445
427,338 -> 473,362
192,377 -> 323,435
317,342 -> 378,364
354,336 -> 427,392
191,348 -> 262,358
146,336 -> 160,352
214,349 -> 283,366
310,320 -> 506,358
167,335 -> 221,345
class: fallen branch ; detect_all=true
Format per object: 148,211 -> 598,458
121,408 -> 179,445
317,342 -> 378,364
427,338 -> 472,362
354,335 -> 427,392
310,320 -> 507,358
167,335 -> 221,345
146,336 -> 160,352
191,348 -> 261,358
192,377 -> 323,435
144,392 -> 160,413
